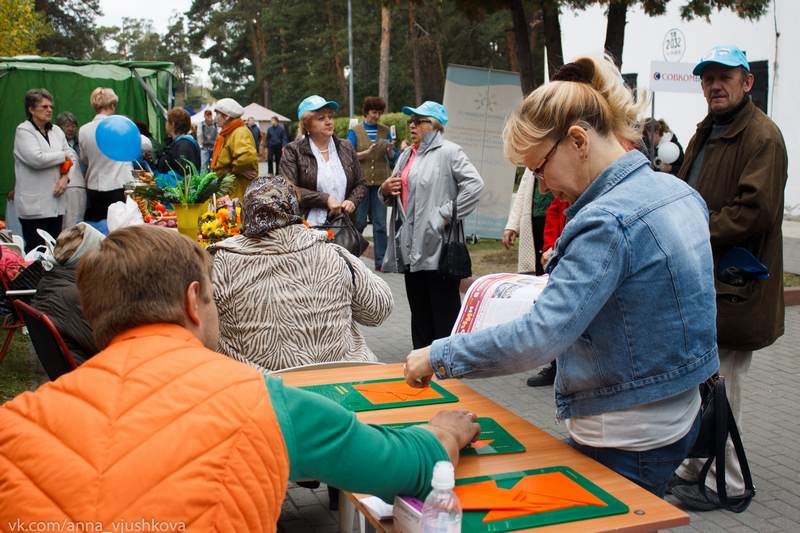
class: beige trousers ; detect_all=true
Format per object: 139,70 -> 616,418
675,347 -> 753,496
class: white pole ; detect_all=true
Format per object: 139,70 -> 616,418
348,0 -> 355,118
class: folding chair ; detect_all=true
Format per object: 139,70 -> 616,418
13,300 -> 78,380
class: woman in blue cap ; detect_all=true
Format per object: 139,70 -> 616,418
280,95 -> 366,229
379,101 -> 484,349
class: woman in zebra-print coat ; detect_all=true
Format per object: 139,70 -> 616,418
209,176 -> 393,371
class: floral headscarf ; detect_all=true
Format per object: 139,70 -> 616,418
242,175 -> 302,237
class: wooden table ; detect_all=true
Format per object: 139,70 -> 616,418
280,363 -> 689,533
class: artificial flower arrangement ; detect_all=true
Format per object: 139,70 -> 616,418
198,196 -> 243,245
137,161 -> 236,206
302,219 -> 335,241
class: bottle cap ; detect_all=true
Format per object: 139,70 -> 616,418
431,461 -> 455,490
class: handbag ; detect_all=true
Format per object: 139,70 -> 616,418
687,373 -> 755,512
314,213 -> 369,257
438,197 -> 471,279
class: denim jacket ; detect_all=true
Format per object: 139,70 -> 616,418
429,150 -> 719,419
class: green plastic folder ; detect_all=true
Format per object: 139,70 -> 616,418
300,378 -> 458,412
383,417 -> 526,456
455,466 -> 628,531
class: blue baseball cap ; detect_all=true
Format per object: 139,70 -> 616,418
693,45 -> 750,76
297,95 -> 339,120
402,101 -> 448,125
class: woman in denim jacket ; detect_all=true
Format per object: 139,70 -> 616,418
403,56 -> 720,497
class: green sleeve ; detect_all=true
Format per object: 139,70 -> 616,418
266,376 -> 448,503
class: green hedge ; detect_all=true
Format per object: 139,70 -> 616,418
290,112 -> 411,144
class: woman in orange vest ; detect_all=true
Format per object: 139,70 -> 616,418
0,224 -> 479,532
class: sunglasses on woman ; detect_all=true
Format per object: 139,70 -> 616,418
408,117 -> 432,126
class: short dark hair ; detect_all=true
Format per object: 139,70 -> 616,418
362,96 -> 386,116
76,225 -> 213,349
56,111 -> 78,128
24,88 -> 53,120
167,108 -> 192,136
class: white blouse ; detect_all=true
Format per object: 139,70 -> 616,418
307,136 -> 347,227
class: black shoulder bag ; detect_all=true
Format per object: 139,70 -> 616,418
314,213 -> 369,258
438,197 -> 471,280
687,374 -> 755,512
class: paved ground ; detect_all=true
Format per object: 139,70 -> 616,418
278,257 -> 800,533
783,220 -> 800,274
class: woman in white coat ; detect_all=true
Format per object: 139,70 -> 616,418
13,89 -> 76,252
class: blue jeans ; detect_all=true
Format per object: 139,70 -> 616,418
567,408 -> 702,497
201,147 -> 214,173
356,186 -> 387,269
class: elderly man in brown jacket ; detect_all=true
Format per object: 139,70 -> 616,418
671,45 -> 788,511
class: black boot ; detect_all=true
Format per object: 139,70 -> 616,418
526,361 -> 556,387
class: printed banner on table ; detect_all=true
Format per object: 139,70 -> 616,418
443,65 -> 522,239
453,273 -> 548,335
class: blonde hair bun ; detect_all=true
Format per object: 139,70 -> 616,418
503,55 -> 648,165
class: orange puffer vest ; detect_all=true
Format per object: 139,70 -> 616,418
0,323 -> 289,532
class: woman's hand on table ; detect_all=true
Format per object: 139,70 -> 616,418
340,199 -> 356,214
404,346 -> 435,388
420,410 -> 480,466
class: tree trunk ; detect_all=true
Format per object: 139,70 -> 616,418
528,6 -> 545,89
247,18 -> 265,105
408,1 -> 423,105
505,28 -> 519,74
540,0 -> 564,76
508,0 -> 536,95
604,0 -> 628,68
326,0 -> 349,109
379,2 -> 391,107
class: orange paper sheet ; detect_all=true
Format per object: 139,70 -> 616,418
352,381 -> 443,404
470,439 -> 494,449
453,472 -> 607,523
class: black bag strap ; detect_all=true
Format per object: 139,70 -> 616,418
333,246 -> 355,285
697,376 -> 755,513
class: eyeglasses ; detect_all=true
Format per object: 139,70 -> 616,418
531,137 -> 564,181
37,104 -> 54,110
408,117 -> 432,126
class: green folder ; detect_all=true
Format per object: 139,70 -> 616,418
300,377 -> 458,412
382,417 -> 526,456
455,466 -> 628,531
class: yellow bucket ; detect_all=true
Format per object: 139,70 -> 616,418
174,203 -> 207,240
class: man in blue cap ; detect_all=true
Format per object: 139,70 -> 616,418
672,45 -> 788,511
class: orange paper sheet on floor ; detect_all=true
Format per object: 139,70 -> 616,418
453,472 -> 607,523
353,381 -> 443,404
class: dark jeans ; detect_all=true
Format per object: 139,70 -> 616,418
568,409 -> 702,497
531,214 -> 546,276
356,186 -> 387,269
404,270 -> 461,349
268,144 -> 282,176
85,188 -> 125,222
19,216 -> 63,253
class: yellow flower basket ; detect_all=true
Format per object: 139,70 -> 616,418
174,203 -> 208,239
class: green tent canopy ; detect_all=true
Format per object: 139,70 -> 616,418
0,57 -> 176,219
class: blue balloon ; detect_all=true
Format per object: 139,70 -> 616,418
96,115 -> 142,162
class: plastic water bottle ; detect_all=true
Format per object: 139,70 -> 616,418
421,461 -> 462,533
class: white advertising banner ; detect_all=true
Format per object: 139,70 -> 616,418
443,65 -> 522,239
649,61 -> 702,93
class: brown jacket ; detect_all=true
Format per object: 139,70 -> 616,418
678,99 -> 788,351
280,135 -> 367,214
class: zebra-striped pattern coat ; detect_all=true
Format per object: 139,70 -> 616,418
209,224 -> 393,371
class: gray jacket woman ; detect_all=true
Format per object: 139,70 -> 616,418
379,101 -> 483,349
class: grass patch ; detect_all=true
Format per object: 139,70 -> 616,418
468,239 -> 518,277
0,332 -> 42,403
785,272 -> 800,287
